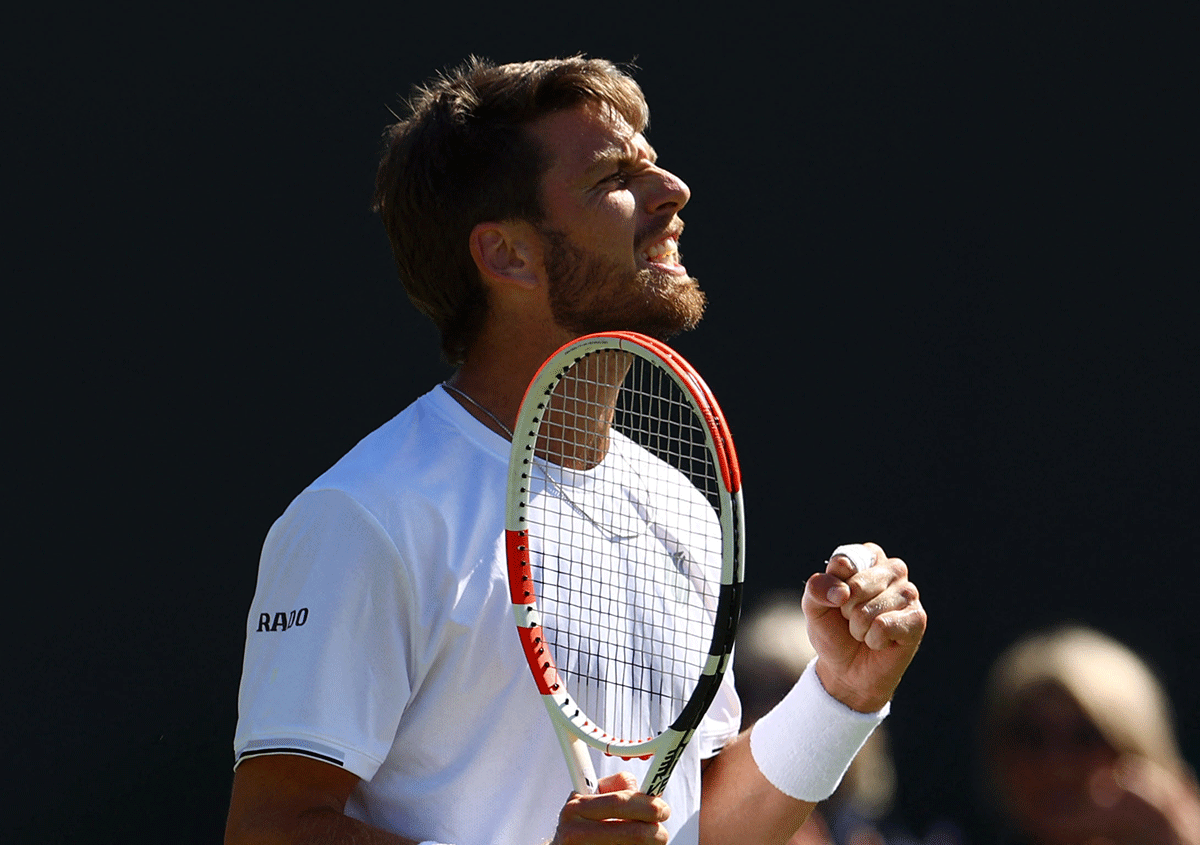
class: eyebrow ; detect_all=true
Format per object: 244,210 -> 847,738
584,137 -> 659,177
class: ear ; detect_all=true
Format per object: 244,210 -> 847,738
469,221 -> 542,291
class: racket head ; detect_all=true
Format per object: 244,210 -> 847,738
505,331 -> 744,795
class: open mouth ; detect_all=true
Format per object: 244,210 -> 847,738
641,235 -> 684,273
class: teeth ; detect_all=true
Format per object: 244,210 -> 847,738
643,237 -> 678,263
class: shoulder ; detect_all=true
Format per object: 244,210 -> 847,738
262,386 -> 511,575
308,386 -> 508,509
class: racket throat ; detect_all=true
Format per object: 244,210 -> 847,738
639,727 -> 692,796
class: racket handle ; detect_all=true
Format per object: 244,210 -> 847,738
552,717 -> 598,795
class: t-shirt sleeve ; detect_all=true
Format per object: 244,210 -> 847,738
696,664 -> 743,759
232,487 -> 414,781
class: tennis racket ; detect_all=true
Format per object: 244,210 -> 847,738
505,331 -> 744,797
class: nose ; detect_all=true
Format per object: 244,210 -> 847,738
644,166 -> 690,215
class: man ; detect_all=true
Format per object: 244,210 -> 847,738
225,56 -> 927,845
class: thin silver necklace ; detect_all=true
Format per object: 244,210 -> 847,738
441,382 -> 514,440
441,382 -> 640,541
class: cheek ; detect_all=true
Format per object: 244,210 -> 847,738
594,195 -> 639,243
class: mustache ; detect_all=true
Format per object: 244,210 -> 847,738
637,218 -> 685,250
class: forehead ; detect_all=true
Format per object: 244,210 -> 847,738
529,102 -> 656,181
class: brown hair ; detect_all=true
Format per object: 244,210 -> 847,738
372,56 -> 649,364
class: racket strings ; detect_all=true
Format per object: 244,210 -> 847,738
528,353 -> 724,743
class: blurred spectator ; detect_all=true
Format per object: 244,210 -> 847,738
978,623 -> 1200,844
736,592 -> 963,845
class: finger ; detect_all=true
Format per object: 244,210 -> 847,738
805,551 -> 911,637
556,787 -> 671,845
861,598 -> 927,651
596,771 -> 640,794
556,817 -> 669,845
554,815 -> 669,845
837,566 -> 919,643
805,570 -> 852,609
561,787 -> 671,824
828,542 -> 882,577
843,554 -> 908,602
814,555 -> 904,619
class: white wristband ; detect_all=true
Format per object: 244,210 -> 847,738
749,658 -> 889,801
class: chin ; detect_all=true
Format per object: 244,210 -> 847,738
549,258 -> 706,340
628,279 -> 706,341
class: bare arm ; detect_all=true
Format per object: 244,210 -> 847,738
699,732 -> 817,845
700,543 -> 926,845
224,755 -> 411,845
225,756 -> 670,845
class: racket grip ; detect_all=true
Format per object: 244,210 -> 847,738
552,718 -> 598,795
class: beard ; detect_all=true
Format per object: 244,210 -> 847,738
540,227 -> 706,341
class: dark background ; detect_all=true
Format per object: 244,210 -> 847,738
12,4 -> 1197,843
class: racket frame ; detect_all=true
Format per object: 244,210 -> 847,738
504,331 -> 744,796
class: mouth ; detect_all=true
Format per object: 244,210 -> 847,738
640,232 -> 686,275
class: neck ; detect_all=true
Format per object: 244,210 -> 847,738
446,322 -> 570,437
446,341 -> 633,470
533,348 -> 633,470
441,373 -> 517,441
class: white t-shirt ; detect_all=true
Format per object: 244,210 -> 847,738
233,386 -> 741,845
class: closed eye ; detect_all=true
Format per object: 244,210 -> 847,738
602,170 -> 632,188
597,162 -> 651,190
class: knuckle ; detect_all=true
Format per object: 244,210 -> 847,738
859,597 -> 880,620
890,606 -> 926,640
876,611 -> 903,634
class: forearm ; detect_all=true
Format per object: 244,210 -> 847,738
227,806 -> 414,845
700,658 -> 889,845
699,730 -> 815,845
295,810 -> 414,845
224,755 -> 415,845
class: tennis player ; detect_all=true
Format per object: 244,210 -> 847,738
225,56 -> 926,845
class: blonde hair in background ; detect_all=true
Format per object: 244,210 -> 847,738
981,623 -> 1186,776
